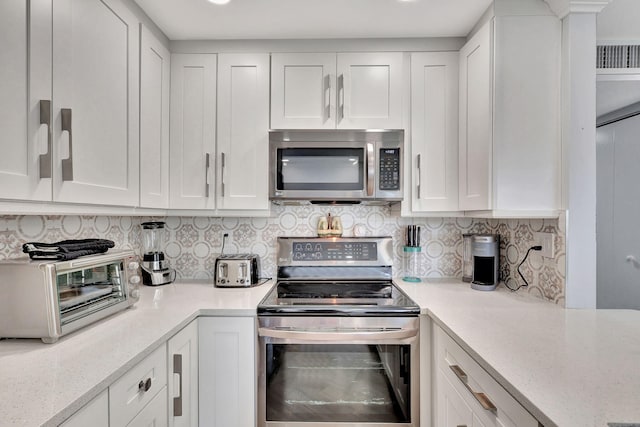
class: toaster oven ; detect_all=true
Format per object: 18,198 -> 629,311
0,250 -> 140,343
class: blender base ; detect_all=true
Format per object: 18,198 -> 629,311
141,266 -> 176,286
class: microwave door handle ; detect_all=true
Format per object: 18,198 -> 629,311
366,143 -> 374,196
258,327 -> 416,341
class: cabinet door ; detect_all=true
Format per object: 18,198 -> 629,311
411,52 -> 459,212
270,53 -> 336,129
199,317 -> 255,427
459,20 -> 492,211
217,53 -> 270,211
337,52 -> 403,129
52,0 -> 140,206
168,320 -> 198,427
127,386 -> 169,427
0,0 -> 51,201
140,25 -> 170,208
61,389 -> 109,427
169,54 -> 217,210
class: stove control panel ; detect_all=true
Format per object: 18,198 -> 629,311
292,241 -> 377,261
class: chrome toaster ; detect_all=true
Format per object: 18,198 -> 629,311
214,254 -> 260,287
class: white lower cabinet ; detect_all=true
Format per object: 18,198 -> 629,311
60,389 -> 109,427
168,320 -> 199,427
199,316 -> 256,427
126,386 -> 169,427
110,344 -> 168,427
433,325 -> 538,427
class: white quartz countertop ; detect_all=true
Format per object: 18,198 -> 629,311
1,279 -> 639,426
397,279 -> 640,427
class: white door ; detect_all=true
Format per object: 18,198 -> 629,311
597,115 -> 640,309
168,320 -> 199,427
217,53 -> 270,211
270,53 -> 336,129
337,52 -> 403,129
411,52 -> 459,212
140,24 -> 170,208
0,0 -> 51,201
169,54 -> 217,210
199,317 -> 255,427
459,20 -> 492,211
52,0 -> 140,206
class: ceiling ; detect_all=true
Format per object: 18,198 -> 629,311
133,0 -> 494,40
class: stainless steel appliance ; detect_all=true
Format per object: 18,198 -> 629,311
0,250 -> 140,343
214,254 -> 260,287
470,234 -> 500,291
258,237 -> 420,427
269,130 -> 403,204
140,221 -> 176,286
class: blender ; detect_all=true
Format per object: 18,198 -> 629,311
140,221 -> 176,286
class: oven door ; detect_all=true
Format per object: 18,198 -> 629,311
258,316 -> 419,427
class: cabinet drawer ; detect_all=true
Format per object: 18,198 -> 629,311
127,385 -> 168,427
434,326 -> 538,427
110,344 -> 168,426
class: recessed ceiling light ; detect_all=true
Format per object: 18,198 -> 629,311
207,0 -> 230,5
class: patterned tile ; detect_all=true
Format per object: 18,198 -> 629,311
0,206 -> 567,305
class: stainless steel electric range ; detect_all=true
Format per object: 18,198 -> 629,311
257,236 -> 420,427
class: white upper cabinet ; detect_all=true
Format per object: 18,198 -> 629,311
410,52 -> 459,213
52,0 -> 140,206
271,52 -> 403,129
216,53 -> 270,211
459,21 -> 493,211
0,0 -> 51,201
459,13 -> 561,215
140,25 -> 170,209
337,52 -> 403,129
169,54 -> 217,210
271,53 -> 336,129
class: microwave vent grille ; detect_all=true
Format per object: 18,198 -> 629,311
597,45 -> 640,69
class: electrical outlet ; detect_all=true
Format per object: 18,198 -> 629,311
534,232 -> 555,258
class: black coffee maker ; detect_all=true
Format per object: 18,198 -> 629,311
470,234 -> 499,291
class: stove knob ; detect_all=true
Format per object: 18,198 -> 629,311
129,275 -> 141,285
128,261 -> 139,270
130,288 -> 140,299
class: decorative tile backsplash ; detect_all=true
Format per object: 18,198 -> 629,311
0,206 -> 565,305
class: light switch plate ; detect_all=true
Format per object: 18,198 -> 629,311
535,232 -> 555,258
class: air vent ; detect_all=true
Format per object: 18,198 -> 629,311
597,45 -> 640,69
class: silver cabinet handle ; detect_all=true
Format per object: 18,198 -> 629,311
39,100 -> 52,179
138,377 -> 152,393
338,74 -> 344,122
324,74 -> 331,120
61,108 -> 73,181
449,364 -> 497,412
205,153 -> 211,197
366,143 -> 374,197
221,152 -> 226,197
173,354 -> 183,417
416,154 -> 422,199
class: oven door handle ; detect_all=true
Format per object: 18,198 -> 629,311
258,327 -> 417,341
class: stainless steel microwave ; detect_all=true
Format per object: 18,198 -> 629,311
0,250 -> 140,343
269,130 -> 403,204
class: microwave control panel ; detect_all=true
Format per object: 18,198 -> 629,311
379,148 -> 400,190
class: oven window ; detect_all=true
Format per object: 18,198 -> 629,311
266,343 -> 410,423
56,261 -> 127,325
277,148 -> 364,190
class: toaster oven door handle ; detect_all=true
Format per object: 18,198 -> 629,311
366,142 -> 374,197
258,326 -> 416,341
